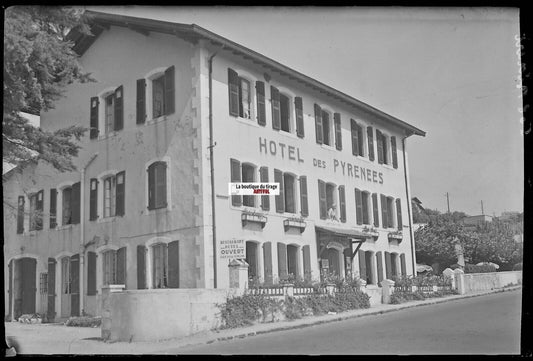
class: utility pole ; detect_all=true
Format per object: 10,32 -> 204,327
481,200 -> 484,215
446,192 -> 450,213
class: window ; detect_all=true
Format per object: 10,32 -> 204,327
62,187 -> 72,225
351,119 -> 364,157
256,81 -> 266,126
102,250 -> 117,285
61,183 -> 80,225
228,68 -> 253,120
29,190 -> 43,231
90,171 -> 125,220
362,191 -> 370,225
153,75 -> 165,118
380,194 -> 395,228
246,241 -> 259,280
137,66 -> 175,124
50,189 -> 57,229
90,86 -> 123,138
322,110 -> 331,146
287,245 -> 299,278
40,273 -> 48,295
387,197 -> 395,228
391,136 -> 398,169
396,198 -> 403,230
274,170 -> 300,214
367,126 -> 375,161
105,94 -> 115,134
61,257 -> 71,295
240,78 -> 251,119
295,97 -> 304,138
153,243 -> 167,288
151,241 -> 180,289
334,113 -> 342,150
376,129 -> 389,165
242,163 -> 256,207
280,93 -> 290,132
148,162 -> 167,210
17,196 -> 24,234
372,193 -> 379,227
318,181 -> 343,221
103,176 -> 116,218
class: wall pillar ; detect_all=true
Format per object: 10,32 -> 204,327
100,284 -> 125,341
442,268 -> 455,289
380,279 -> 395,304
228,259 -> 249,292
454,269 -> 465,295
282,284 -> 294,299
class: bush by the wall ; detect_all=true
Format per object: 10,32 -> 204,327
464,264 -> 497,274
512,263 -> 522,271
65,316 -> 101,327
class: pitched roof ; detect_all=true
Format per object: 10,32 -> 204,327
70,10 -> 425,137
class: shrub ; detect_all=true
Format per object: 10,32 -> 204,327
65,316 -> 101,327
464,264 -> 497,274
512,263 -> 522,271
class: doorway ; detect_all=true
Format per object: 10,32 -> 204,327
11,257 -> 37,319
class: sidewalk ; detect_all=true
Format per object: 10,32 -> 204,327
5,286 -> 521,355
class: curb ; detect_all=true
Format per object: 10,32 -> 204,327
167,286 -> 521,351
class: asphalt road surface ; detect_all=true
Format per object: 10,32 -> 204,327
170,289 -> 522,355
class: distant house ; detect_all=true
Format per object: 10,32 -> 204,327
462,215 -> 493,227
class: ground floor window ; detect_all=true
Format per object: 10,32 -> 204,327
246,241 -> 259,280
152,243 -> 168,288
103,250 -> 117,285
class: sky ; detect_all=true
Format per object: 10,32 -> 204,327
88,6 -> 523,217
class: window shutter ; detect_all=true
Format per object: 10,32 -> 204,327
164,65 -> 175,115
351,119 -> 359,156
380,194 -> 388,229
87,252 -> 96,295
367,126 -> 375,161
36,190 -> 44,230
230,159 -> 242,207
50,189 -> 57,229
372,193 -> 380,227
17,196 -> 24,234
376,252 -> 383,284
385,252 -> 392,280
271,86 -> 281,130
90,97 -> 99,139
168,240 -> 180,288
358,250 -> 367,282
228,68 -> 240,116
376,129 -> 384,164
362,192 -> 370,225
339,185 -> 346,223
47,258 -> 56,320
318,179 -> 327,219
355,188 -> 363,225
396,198 -> 403,231
299,176 -> 308,217
155,163 -> 167,208
277,243 -> 288,280
116,171 -> 125,216
274,169 -> 284,213
302,246 -> 311,281
137,245 -> 146,289
70,254 -> 80,316
314,104 -> 323,144
114,85 -> 124,131
400,254 -> 407,276
295,97 -> 304,138
391,136 -> 398,169
334,113 -> 342,150
259,167 -> 270,211
116,247 -> 127,286
89,179 -> 98,221
71,182 -> 81,224
262,242 -> 273,284
256,81 -> 266,126
148,164 -> 156,210
136,79 -> 146,124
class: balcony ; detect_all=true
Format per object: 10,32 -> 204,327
283,217 -> 306,233
362,226 -> 379,238
388,230 -> 403,243
241,210 -> 267,228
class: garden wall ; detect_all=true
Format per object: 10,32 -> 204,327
362,285 -> 382,306
462,271 -> 522,294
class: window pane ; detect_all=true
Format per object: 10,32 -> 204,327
322,111 -> 330,146
242,164 -> 255,207
63,188 -> 72,225
105,94 -> 114,134
153,76 -> 165,118
284,173 -> 295,213
240,78 -> 250,119
280,94 -> 290,132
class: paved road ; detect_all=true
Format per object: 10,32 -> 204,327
170,289 -> 522,355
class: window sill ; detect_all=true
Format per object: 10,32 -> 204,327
97,216 -> 121,224
320,144 -> 337,152
146,114 -> 168,125
235,116 -> 259,128
56,224 -> 74,231
98,131 -> 119,141
277,130 -> 298,140
145,206 -> 170,215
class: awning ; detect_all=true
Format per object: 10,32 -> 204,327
315,225 -> 369,240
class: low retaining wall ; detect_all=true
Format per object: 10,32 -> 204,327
106,288 -> 242,342
362,285 -> 382,306
462,271 -> 522,293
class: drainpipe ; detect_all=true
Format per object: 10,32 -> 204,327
79,153 -> 98,315
401,135 -> 417,276
208,49 -> 219,288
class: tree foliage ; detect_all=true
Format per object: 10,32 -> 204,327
3,6 -> 94,172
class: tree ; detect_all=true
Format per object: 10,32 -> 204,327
3,6 -> 94,172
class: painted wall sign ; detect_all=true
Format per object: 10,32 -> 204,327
220,239 -> 246,259
259,137 -> 304,163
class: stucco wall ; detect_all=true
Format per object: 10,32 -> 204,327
107,288 -> 241,342
462,271 -> 522,293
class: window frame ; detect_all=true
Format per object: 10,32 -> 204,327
241,162 -> 257,208
146,159 -> 170,211
152,242 -> 168,289
103,175 -> 117,218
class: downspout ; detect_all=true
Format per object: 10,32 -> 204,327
79,153 -> 98,315
401,136 -> 417,276
208,49 -> 220,288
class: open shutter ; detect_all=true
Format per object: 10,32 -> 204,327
70,254 -> 79,316
36,190 -> 44,230
271,86 -> 281,130
396,198 -> 403,231
116,171 -> 125,216
381,194 -> 388,228
164,65 -> 175,115
137,245 -> 146,289
47,258 -> 56,320
168,241 -> 180,288
299,176 -> 308,217
117,247 -> 127,286
339,185 -> 346,223
228,68 -> 239,116
263,242 -> 273,284
391,136 -> 398,169
385,252 -> 392,280
372,193 -> 380,227
358,250 -> 367,282
367,126 -> 375,161
89,179 -> 98,221
400,254 -> 407,276
90,97 -> 99,139
376,252 -> 384,284
295,97 -> 304,138
148,164 -> 155,210
376,129 -> 384,164
314,104 -> 323,144
355,188 -> 363,225
17,196 -> 24,234
318,179 -> 327,219
50,189 -> 57,229
87,252 -> 96,296
155,163 -> 167,208
302,246 -> 311,282
274,169 -> 284,213
334,113 -> 342,150
71,182 -> 81,224
136,79 -> 146,124
351,119 -> 359,156
230,159 -> 242,207
277,243 -> 288,280
256,81 -> 266,126
259,167 -> 270,211
114,85 -> 123,131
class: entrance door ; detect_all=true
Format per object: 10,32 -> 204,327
325,248 -> 340,277
60,257 -> 71,318
21,258 -> 37,315
70,254 -> 79,316
47,258 -> 56,321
